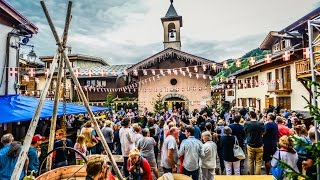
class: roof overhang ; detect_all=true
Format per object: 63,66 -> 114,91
279,6 -> 320,34
0,0 -> 38,34
127,48 -> 222,71
161,16 -> 183,27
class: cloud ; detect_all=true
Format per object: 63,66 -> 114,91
8,0 -> 318,65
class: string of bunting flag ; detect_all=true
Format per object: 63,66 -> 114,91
7,47 -> 310,80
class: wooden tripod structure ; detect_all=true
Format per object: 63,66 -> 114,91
11,1 -> 124,180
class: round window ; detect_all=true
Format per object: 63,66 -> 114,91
170,78 -> 177,85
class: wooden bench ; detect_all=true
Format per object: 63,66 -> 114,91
215,175 -> 274,180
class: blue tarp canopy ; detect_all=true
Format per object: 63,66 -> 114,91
0,95 -> 110,123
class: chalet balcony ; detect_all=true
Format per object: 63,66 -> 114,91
268,84 -> 276,92
268,82 -> 292,95
295,56 -> 320,78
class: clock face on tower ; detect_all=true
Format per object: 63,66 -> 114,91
170,78 -> 177,85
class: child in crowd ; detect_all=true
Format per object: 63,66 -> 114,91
74,134 -> 87,165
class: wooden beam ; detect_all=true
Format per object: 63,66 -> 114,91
10,50 -> 60,180
46,54 -> 63,171
46,1 -> 72,171
40,1 -> 124,179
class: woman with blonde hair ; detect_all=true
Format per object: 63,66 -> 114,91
271,135 -> 299,179
127,149 -> 152,180
74,134 -> 87,165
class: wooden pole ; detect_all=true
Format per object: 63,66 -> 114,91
45,54 -> 63,171
40,1 -> 124,179
46,1 -> 72,171
10,50 -> 60,180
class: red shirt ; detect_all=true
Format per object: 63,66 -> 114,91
277,124 -> 290,140
127,157 -> 152,180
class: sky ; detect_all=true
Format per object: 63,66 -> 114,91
8,0 -> 319,65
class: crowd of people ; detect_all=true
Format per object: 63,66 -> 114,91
0,106 -> 318,180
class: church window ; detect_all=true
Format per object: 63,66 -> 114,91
170,78 -> 177,85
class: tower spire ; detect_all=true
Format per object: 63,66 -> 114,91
170,0 -> 173,4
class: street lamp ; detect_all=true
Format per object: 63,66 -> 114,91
27,46 -> 37,63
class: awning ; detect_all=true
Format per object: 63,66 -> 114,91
0,95 -> 110,123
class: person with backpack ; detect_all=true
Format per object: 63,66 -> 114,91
271,135 -> 298,180
293,125 -> 312,173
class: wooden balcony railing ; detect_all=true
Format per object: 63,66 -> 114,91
268,84 -> 276,92
267,82 -> 291,95
295,57 -> 320,78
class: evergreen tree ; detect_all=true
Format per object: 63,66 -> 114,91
153,93 -> 164,113
105,92 -> 114,108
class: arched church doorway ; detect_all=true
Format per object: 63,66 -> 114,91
162,94 -> 189,112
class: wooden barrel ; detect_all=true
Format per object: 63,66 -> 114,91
158,173 -> 193,180
36,165 -> 86,180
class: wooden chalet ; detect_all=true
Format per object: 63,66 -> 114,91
231,7 -> 320,111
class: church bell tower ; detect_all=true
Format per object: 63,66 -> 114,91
161,0 -> 183,50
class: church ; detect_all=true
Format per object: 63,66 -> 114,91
36,0 -> 222,113
128,0 -> 221,112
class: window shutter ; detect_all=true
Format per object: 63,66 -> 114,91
253,98 -> 256,108
275,69 -> 279,89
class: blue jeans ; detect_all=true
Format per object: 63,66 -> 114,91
183,167 -> 199,180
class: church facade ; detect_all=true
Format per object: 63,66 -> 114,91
129,1 -> 221,112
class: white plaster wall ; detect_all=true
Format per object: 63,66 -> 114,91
236,71 -> 267,109
225,89 -> 235,102
0,24 -> 19,95
290,63 -> 309,111
236,64 -> 309,111
138,74 -> 211,112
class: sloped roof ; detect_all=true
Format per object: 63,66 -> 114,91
79,64 -> 132,78
280,6 -> 320,33
0,0 -> 38,34
127,48 -> 222,71
165,3 -> 179,18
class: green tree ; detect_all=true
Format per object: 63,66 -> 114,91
104,92 -> 114,108
153,93 -> 164,113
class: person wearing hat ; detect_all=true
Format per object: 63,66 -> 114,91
0,134 -> 27,180
28,134 -> 45,175
101,120 -> 114,152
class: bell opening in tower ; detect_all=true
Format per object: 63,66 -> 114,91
168,23 -> 176,42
